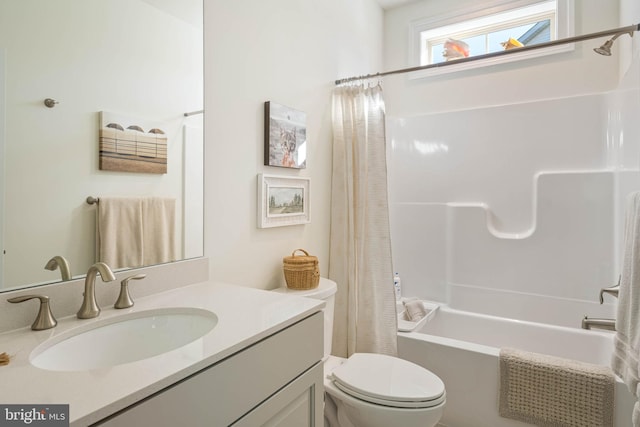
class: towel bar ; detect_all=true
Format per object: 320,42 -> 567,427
86,196 -> 99,205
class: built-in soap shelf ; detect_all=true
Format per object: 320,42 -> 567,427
396,299 -> 439,332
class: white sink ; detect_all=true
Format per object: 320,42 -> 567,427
30,307 -> 218,371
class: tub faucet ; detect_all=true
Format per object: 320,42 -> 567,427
77,262 -> 116,319
599,275 -> 620,304
582,316 -> 616,331
44,255 -> 72,281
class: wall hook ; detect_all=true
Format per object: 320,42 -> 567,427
44,98 -> 59,108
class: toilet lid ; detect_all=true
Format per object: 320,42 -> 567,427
329,353 -> 445,409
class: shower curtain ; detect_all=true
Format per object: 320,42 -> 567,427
329,82 -> 398,358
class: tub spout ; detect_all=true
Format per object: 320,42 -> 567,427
581,316 -> 616,331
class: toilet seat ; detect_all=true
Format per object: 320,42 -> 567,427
329,353 -> 446,409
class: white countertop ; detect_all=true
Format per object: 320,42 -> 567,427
0,281 -> 324,426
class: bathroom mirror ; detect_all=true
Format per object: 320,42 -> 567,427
0,0 -> 204,292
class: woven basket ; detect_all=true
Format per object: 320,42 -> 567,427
283,249 -> 320,290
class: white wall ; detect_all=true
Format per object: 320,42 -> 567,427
0,0 -> 203,288
203,0 -> 384,288
619,0 -> 640,78
383,0 -> 620,116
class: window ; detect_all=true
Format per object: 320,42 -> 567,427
410,0 -> 574,77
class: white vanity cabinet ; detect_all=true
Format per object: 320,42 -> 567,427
95,312 -> 324,427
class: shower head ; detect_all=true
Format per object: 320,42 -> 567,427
594,39 -> 614,56
594,31 -> 634,56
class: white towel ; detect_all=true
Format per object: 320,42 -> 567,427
404,300 -> 427,321
97,197 -> 176,269
611,191 -> 640,426
97,197 -> 144,269
141,197 -> 176,266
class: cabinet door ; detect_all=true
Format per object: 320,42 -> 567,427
232,363 -> 323,427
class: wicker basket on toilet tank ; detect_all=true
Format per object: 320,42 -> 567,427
283,249 -> 320,290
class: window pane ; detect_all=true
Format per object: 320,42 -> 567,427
431,43 -> 445,64
461,34 -> 487,57
487,20 -> 551,52
518,19 -> 552,44
417,1 -> 559,66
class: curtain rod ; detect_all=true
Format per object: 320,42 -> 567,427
335,23 -> 640,85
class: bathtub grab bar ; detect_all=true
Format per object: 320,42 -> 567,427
581,316 -> 616,331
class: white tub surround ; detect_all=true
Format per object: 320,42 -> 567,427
388,90 -> 640,326
0,280 -> 324,426
388,51 -> 640,327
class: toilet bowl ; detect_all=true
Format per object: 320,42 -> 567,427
324,353 -> 445,427
274,278 -> 446,427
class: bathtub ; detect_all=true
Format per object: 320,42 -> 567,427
397,305 -> 635,427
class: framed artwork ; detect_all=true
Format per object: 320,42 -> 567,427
264,101 -> 307,169
257,174 -> 310,228
99,111 -> 168,174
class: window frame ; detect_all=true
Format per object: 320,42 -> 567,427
408,0 -> 575,78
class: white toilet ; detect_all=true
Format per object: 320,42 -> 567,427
275,278 -> 445,427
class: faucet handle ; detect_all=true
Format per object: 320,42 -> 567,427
599,275 -> 621,304
115,274 -> 146,309
7,295 -> 57,330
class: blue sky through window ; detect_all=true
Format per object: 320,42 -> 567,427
430,22 -> 543,64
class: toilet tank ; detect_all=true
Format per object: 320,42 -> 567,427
273,277 -> 337,359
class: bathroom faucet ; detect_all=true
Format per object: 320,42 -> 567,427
583,277 -> 621,331
77,262 -> 116,319
44,255 -> 72,281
